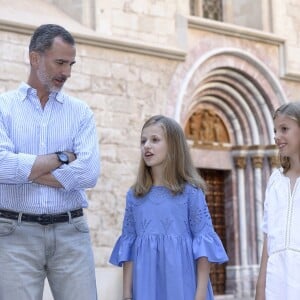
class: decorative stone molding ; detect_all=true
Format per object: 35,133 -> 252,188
0,20 -> 186,61
234,156 -> 247,169
232,145 -> 248,169
268,156 -> 280,169
265,144 -> 280,169
187,16 -> 300,81
251,156 -> 264,169
248,145 -> 264,169
185,108 -> 230,147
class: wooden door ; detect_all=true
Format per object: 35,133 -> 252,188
200,169 -> 227,295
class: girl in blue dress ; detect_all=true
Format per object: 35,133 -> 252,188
110,115 -> 228,300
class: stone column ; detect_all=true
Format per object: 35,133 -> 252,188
233,154 -> 248,266
250,149 -> 264,258
232,145 -> 251,298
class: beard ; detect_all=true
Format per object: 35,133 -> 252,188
37,61 -> 63,93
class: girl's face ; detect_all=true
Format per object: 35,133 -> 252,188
141,123 -> 168,170
274,113 -> 300,158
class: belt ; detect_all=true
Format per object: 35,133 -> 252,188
0,208 -> 83,225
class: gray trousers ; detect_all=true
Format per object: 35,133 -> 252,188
0,215 -> 98,300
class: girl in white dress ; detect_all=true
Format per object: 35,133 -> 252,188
256,102 -> 300,300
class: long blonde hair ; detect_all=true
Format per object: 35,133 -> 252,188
132,115 -> 206,197
273,101 -> 300,173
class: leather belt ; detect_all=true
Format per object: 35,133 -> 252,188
0,208 -> 83,225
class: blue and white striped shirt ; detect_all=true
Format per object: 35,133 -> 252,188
0,82 -> 100,214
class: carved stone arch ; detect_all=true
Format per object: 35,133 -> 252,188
167,47 -> 287,145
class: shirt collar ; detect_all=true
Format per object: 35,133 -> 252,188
18,82 -> 64,103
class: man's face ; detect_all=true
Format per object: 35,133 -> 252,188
36,36 -> 76,93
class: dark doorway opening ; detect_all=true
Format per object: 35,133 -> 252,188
200,169 -> 228,295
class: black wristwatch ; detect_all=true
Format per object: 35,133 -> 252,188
55,151 -> 69,164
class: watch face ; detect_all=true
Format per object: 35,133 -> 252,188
57,152 -> 69,163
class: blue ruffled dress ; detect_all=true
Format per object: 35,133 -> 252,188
109,184 -> 228,300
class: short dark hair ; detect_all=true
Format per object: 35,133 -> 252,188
29,24 -> 75,53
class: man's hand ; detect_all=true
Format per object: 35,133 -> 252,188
29,151 -> 77,181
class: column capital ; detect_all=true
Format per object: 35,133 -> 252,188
268,156 -> 280,169
234,156 -> 247,169
265,145 -> 280,168
251,156 -> 264,169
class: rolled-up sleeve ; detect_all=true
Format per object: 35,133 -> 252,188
0,151 -> 36,184
0,113 -> 36,184
52,108 -> 100,191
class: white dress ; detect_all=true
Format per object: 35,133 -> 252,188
263,168 -> 300,300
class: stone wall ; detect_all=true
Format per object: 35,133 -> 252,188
2,0 -> 300,298
272,0 -> 300,75
47,0 -> 189,48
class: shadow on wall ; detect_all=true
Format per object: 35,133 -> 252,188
43,267 -> 122,300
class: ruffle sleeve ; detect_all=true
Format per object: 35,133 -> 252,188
109,234 -> 136,266
188,185 -> 228,263
109,190 -> 137,267
192,230 -> 228,263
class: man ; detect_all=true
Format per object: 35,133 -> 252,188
0,24 -> 100,300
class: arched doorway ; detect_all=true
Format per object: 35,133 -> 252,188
170,48 -> 285,297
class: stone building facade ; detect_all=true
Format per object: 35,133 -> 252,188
1,0 -> 300,299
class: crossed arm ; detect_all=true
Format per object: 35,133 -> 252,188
29,151 -> 76,187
